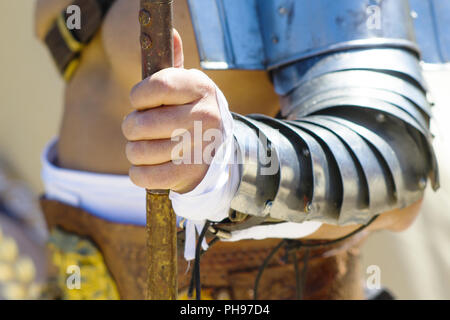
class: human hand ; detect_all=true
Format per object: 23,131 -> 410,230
122,30 -> 224,193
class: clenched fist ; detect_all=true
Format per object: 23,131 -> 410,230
122,30 -> 223,194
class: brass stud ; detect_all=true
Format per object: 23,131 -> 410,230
140,33 -> 153,50
139,9 -> 152,26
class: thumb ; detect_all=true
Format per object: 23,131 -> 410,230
173,28 -> 184,68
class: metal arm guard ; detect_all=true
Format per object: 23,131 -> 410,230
187,0 -> 442,225
231,58 -> 438,225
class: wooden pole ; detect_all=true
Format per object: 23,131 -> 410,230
139,0 -> 177,300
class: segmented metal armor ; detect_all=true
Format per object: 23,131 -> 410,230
187,0 -> 445,226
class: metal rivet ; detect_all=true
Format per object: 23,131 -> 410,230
208,226 -> 217,234
418,177 -> 427,190
216,230 -> 232,240
263,200 -> 273,215
305,202 -> 312,213
376,113 -> 386,123
303,149 -> 310,157
140,33 -> 152,50
139,9 -> 152,26
272,36 -> 279,44
426,92 -> 435,106
278,7 -> 287,15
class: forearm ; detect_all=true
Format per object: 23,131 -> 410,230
304,199 -> 423,240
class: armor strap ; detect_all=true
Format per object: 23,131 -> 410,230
44,0 -> 116,80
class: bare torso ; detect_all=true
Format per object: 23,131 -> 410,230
39,0 -> 280,174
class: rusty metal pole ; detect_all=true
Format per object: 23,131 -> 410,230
138,0 -> 177,300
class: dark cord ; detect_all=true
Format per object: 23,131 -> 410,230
253,215 -> 379,300
291,248 -> 310,300
187,265 -> 195,299
187,220 -> 212,300
253,239 -> 287,300
286,215 -> 379,250
298,248 -> 310,300
292,251 -> 301,300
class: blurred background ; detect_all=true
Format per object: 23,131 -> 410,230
0,1 -> 448,299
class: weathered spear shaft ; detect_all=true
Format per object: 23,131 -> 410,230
139,0 -> 177,300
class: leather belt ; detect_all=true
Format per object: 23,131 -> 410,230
44,0 -> 116,80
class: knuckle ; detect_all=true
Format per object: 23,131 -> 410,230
125,142 -> 142,163
189,69 -> 216,96
129,84 -> 141,107
195,107 -> 221,129
152,71 -> 174,94
123,111 -> 152,140
129,166 -> 147,188
121,113 -> 135,139
135,111 -> 154,134
199,81 -> 216,97
129,165 -> 173,190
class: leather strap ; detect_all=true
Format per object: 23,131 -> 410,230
44,0 -> 116,80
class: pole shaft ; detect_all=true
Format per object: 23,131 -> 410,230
139,0 -> 177,300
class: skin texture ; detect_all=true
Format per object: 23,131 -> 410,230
35,0 -> 422,238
